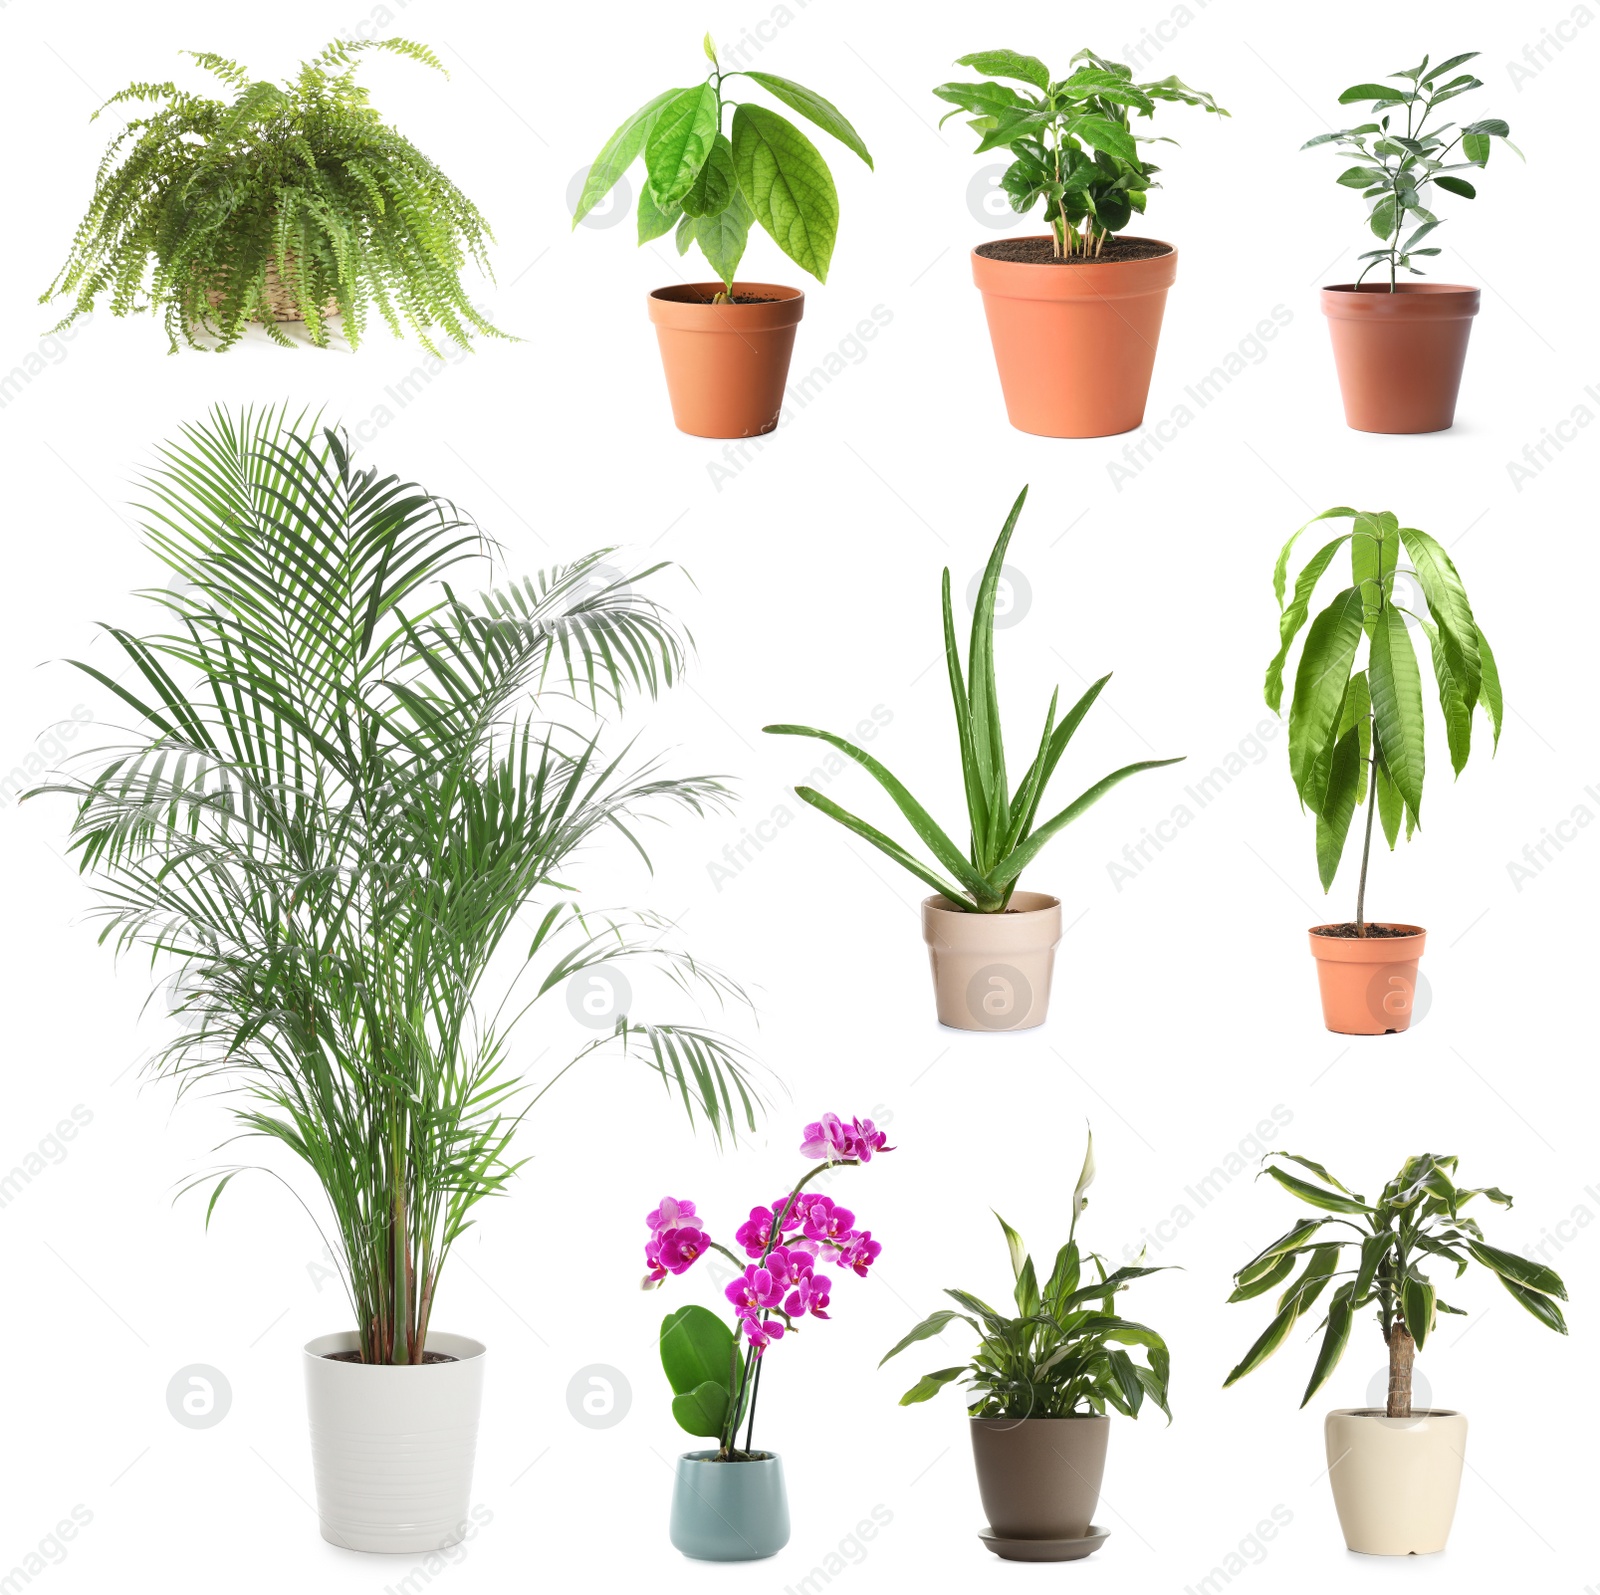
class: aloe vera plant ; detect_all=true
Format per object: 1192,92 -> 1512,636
765,486 -> 1183,912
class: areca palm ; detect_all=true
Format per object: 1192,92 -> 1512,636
33,407 -> 762,1363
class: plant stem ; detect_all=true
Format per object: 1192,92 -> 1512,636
1386,1323 -> 1415,1417
742,1355 -> 763,1452
1354,717 -> 1378,937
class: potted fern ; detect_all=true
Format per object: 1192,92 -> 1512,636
28,409 -> 761,1553
1225,1151 -> 1568,1555
43,40 -> 505,353
881,1134 -> 1173,1562
766,486 -> 1182,1031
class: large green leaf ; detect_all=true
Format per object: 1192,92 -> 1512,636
1068,114 -> 1138,164
1315,724 -> 1362,890
660,1304 -> 735,1397
671,1378 -> 730,1437
955,49 -> 1052,91
1465,1240 -> 1567,1299
1300,1281 -> 1357,1406
1266,533 -> 1352,713
787,783 -> 967,903
1264,1164 -> 1372,1215
1493,1275 -> 1568,1333
880,1308 -> 968,1366
572,88 -> 683,226
1476,626 -> 1504,748
899,1367 -> 967,1405
1223,1294 -> 1298,1386
1233,1217 -> 1326,1290
1368,606 -> 1426,819
636,183 -> 683,244
686,187 -> 753,288
731,103 -> 839,281
681,132 -> 737,218
1401,526 -> 1481,705
746,72 -> 873,166
1421,621 -> 1472,776
645,83 -> 721,208
1401,1269 -> 1436,1349
1287,587 -> 1365,807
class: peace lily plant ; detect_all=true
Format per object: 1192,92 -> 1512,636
1305,51 -> 1522,431
1267,506 -> 1500,1033
1225,1151 -> 1568,1556
881,1134 -> 1173,1563
768,486 -> 1181,1030
574,33 -> 872,438
29,407 -> 760,1552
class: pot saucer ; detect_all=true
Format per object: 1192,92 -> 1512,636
978,1525 -> 1109,1562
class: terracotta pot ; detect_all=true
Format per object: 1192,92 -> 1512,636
647,282 -> 804,438
1325,1408 -> 1467,1555
668,1451 -> 790,1561
970,1416 -> 1109,1556
970,238 -> 1176,437
921,892 -> 1061,1031
1308,923 -> 1426,1035
1321,284 -> 1480,433
302,1330 -> 485,1553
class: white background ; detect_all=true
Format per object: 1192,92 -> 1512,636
1,1 -> 1596,1592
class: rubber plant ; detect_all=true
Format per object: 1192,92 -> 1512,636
934,48 -> 1226,257
572,32 -> 872,296
27,406 -> 762,1364
1303,52 -> 1519,289
43,39 -> 505,352
1224,1152 -> 1568,1414
766,486 -> 1183,911
1266,507 -> 1502,930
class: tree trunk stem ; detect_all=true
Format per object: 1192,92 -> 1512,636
1386,1324 -> 1415,1418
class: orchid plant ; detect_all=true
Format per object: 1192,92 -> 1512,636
644,1112 -> 892,1461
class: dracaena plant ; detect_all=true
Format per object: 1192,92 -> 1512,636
880,1134 -> 1173,1420
572,33 -> 872,297
1303,52 -> 1520,290
765,486 -> 1182,912
1266,508 -> 1502,930
1225,1152 -> 1568,1416
646,1112 -> 892,1460
934,48 -> 1226,258
27,407 -> 763,1365
43,39 -> 504,353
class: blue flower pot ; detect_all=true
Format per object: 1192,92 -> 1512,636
669,1450 -> 790,1561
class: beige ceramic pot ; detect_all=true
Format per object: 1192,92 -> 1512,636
1324,1408 -> 1467,1555
920,892 -> 1061,1031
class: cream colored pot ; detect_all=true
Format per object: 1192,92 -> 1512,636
1324,1408 -> 1467,1555
920,892 -> 1061,1031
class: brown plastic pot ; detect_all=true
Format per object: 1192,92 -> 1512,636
1308,923 -> 1426,1035
921,892 -> 1061,1032
1321,284 -> 1480,433
970,1416 -> 1108,1542
970,238 -> 1176,437
647,282 -> 804,438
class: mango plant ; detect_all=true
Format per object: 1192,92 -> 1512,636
1303,52 -> 1520,289
933,48 -> 1226,257
1225,1152 -> 1568,1416
573,33 -> 872,296
766,486 -> 1183,912
1266,507 -> 1502,931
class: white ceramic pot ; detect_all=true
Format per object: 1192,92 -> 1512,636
920,892 -> 1062,1031
303,1330 -> 486,1553
1324,1408 -> 1468,1555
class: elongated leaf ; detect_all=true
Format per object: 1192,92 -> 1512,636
1369,607 -> 1426,819
899,1367 -> 967,1405
1228,1251 -> 1295,1302
1235,1217 -> 1326,1286
1375,745 -> 1404,847
1400,526 -> 1480,705
572,88 -> 683,226
880,1309 -> 967,1365
1421,622 -> 1472,776
745,72 -> 873,166
1223,1294 -> 1298,1385
1315,724 -> 1362,890
645,83 -> 721,208
1069,114 -> 1138,164
1340,81 -> 1404,103
1466,1240 -> 1567,1300
1494,1275 -> 1568,1333
731,103 -> 839,281
1288,587 -> 1365,807
1301,1281 -> 1357,1406
636,183 -> 682,244
994,1212 -> 1028,1280
955,49 -> 1051,90
1476,626 -> 1503,748
687,187 -> 753,288
1264,1164 -> 1372,1215
1266,530 -> 1353,713
681,132 -> 737,218
1401,1269 -> 1436,1349
660,1304 -> 735,1396
763,725 -> 992,900
786,784 -> 968,904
